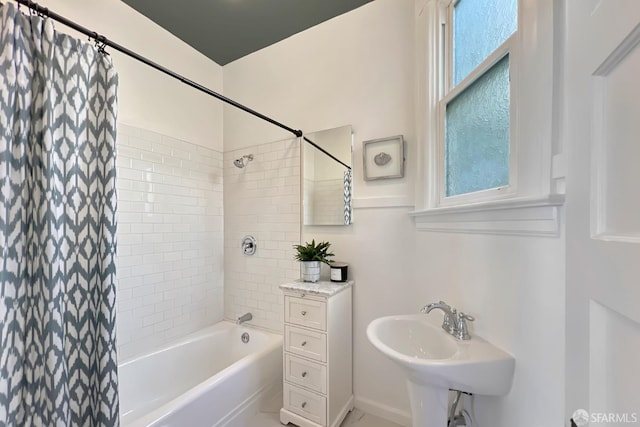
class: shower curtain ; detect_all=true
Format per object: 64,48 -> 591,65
343,170 -> 352,225
0,3 -> 119,426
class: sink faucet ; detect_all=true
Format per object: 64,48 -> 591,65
237,312 -> 252,325
421,301 -> 474,340
421,301 -> 456,334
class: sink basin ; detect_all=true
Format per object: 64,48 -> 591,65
367,314 -> 515,427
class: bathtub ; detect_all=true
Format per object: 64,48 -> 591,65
119,321 -> 283,427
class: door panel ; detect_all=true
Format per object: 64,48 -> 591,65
565,1 -> 640,425
589,302 -> 640,420
591,26 -> 640,241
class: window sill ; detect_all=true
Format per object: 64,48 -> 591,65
409,194 -> 565,237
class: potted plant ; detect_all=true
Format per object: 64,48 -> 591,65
293,239 -> 334,283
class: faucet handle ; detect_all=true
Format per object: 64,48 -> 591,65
459,312 -> 474,322
455,312 -> 474,340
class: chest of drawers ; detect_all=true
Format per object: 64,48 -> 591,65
279,281 -> 354,427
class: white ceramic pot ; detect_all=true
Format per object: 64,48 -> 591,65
300,261 -> 321,282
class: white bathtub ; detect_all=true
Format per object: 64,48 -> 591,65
119,321 -> 283,427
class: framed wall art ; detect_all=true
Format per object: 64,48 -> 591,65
363,135 -> 405,181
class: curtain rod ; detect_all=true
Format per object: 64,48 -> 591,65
12,0 -> 351,171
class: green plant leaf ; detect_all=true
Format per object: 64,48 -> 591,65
293,239 -> 335,264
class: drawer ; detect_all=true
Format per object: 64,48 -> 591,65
285,325 -> 327,363
285,296 -> 326,330
285,354 -> 327,394
283,382 -> 327,426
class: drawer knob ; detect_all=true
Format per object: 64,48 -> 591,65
301,341 -> 307,347
301,401 -> 307,409
301,310 -> 307,316
301,371 -> 308,378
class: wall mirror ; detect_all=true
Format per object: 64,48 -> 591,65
302,125 -> 353,226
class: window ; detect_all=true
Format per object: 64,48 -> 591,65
439,0 -> 518,202
411,0 -> 563,236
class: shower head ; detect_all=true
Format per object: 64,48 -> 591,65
234,154 -> 253,168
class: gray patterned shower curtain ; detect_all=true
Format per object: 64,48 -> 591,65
0,3 -> 119,426
343,170 -> 352,225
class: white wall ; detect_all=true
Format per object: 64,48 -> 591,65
223,0 -> 415,203
45,0 -> 224,150
223,0 -> 418,422
224,1 -> 565,426
414,233 -> 564,426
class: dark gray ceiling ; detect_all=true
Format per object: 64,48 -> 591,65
121,0 -> 375,65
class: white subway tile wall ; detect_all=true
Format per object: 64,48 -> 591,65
224,138 -> 301,332
116,124 -> 224,360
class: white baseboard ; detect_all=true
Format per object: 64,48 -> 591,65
354,395 -> 412,427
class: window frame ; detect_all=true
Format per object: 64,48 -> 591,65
436,0 -> 519,206
410,0 -> 564,237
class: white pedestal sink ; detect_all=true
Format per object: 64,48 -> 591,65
366,315 -> 515,427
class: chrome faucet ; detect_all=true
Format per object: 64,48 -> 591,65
236,312 -> 252,325
421,301 -> 456,334
421,301 -> 474,340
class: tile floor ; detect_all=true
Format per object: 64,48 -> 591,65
246,389 -> 404,427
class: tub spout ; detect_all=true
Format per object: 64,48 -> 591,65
237,312 -> 252,325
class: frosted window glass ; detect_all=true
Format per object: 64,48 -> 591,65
445,55 -> 510,197
454,0 -> 517,85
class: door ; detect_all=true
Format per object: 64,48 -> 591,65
565,1 -> 640,426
